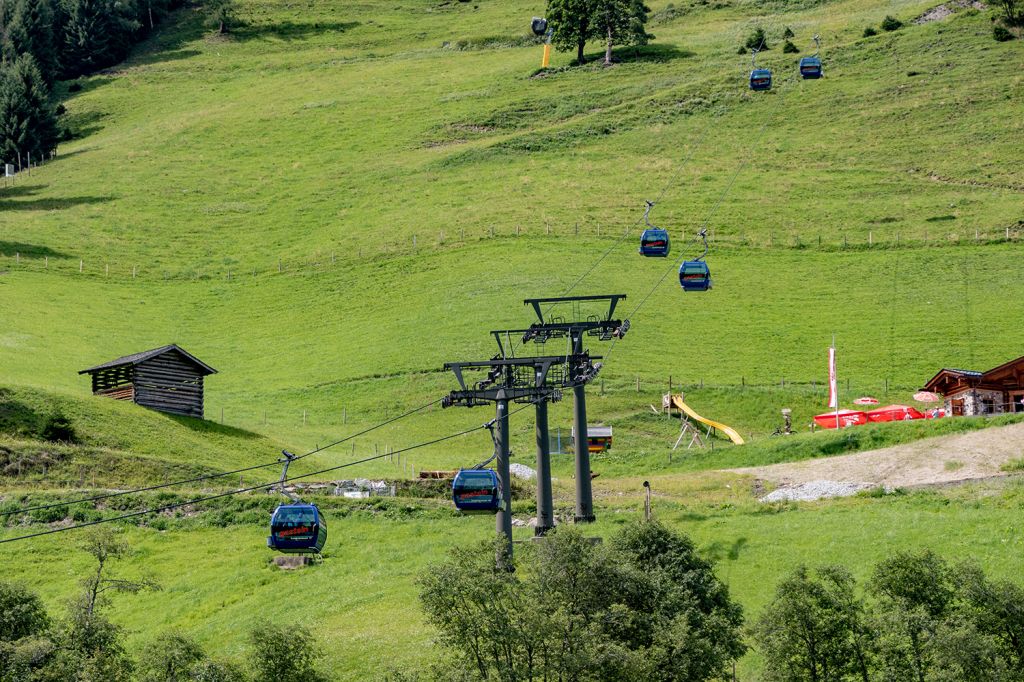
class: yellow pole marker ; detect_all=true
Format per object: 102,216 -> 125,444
542,43 -> 551,68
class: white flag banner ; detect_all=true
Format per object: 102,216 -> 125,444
827,346 -> 838,408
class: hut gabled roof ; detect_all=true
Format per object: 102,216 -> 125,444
78,344 -> 217,376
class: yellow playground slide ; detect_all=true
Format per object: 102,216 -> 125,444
670,395 -> 746,445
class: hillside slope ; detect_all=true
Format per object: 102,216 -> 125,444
1,0 -> 1021,465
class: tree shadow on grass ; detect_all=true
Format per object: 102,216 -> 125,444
61,110 -> 108,142
126,48 -> 203,68
579,42 -> 696,65
233,20 -> 361,42
0,183 -> 48,199
0,389 -> 45,437
703,536 -> 750,563
121,4 -> 209,69
56,76 -> 115,102
0,241 -> 70,259
0,194 -> 114,212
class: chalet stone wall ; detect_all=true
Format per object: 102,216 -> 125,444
945,388 -> 1006,416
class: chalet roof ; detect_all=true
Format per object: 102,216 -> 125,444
79,344 -> 217,375
980,355 -> 1024,379
943,368 -> 982,377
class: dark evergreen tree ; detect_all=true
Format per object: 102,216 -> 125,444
1,0 -> 59,80
0,53 -> 59,165
58,0 -> 139,78
204,0 -> 234,34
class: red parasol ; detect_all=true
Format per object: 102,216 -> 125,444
913,390 -> 941,403
853,397 -> 879,405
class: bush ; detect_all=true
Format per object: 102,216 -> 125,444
783,40 -> 799,53
863,26 -> 878,37
0,583 -> 50,642
783,26 -> 795,39
249,621 -> 326,682
881,15 -> 903,31
745,27 -> 769,51
137,631 -> 206,682
993,24 -> 1015,40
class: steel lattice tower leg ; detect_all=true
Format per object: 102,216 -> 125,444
494,396 -> 514,568
534,398 -> 554,535
573,384 -> 595,523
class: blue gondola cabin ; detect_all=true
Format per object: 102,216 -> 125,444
800,56 -> 823,79
639,228 -> 671,257
452,469 -> 501,512
267,504 -> 328,554
679,261 -> 712,291
750,69 -> 772,91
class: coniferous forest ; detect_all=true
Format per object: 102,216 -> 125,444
0,0 -> 185,167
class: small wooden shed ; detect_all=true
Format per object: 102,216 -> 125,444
79,344 -> 217,418
571,425 -> 613,453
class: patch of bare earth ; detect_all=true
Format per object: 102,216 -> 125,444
728,422 -> 1024,501
913,1 -> 986,24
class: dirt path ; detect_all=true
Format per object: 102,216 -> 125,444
729,422 -> 1024,500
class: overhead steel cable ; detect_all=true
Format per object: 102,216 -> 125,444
0,420 -> 486,546
605,71 -> 802,362
1,397 -> 444,518
556,94 -> 738,300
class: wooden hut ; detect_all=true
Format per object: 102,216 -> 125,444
923,355 -> 1024,416
79,344 -> 216,418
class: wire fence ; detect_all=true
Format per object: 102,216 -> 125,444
0,218 -> 1021,283
202,376 -> 930,434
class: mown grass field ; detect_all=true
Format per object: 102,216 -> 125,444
2,0 -> 1024,678
4,479 -> 1024,678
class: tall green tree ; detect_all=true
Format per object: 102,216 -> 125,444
546,0 -> 594,64
419,522 -> 745,681
756,565 -> 874,682
0,53 -> 59,165
592,0 -> 650,65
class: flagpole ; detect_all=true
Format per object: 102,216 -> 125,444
833,333 -> 839,430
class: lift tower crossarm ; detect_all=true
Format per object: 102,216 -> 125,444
524,294 -> 627,324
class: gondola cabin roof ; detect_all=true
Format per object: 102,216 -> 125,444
78,344 -> 217,376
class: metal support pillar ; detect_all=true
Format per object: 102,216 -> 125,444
534,397 -> 554,535
573,383 -> 595,523
494,396 -> 514,569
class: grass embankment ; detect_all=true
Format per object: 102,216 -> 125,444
0,384 -> 292,488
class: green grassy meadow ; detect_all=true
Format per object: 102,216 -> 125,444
2,0 -> 1024,677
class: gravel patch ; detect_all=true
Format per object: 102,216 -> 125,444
761,480 -> 875,502
510,463 -> 537,480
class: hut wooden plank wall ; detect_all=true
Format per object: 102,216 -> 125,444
79,345 -> 216,419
